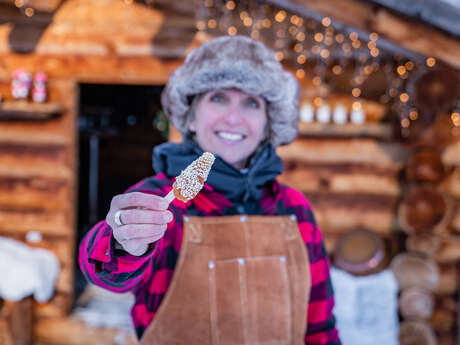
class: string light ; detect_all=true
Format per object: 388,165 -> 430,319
275,51 -> 284,61
14,0 -> 24,7
297,54 -> 307,64
369,32 -> 379,41
226,1 -> 235,10
397,66 -> 407,75
409,109 -> 419,120
400,93 -> 409,103
352,88 -> 361,97
243,17 -> 252,26
208,19 -> 217,29
314,33 -> 324,42
313,97 -> 323,107
370,48 -> 379,57
405,61 -> 414,70
352,101 -> 362,110
228,26 -> 237,35
296,32 -> 306,41
294,43 -> 303,53
320,49 -> 330,59
401,118 -> 410,128
262,18 -> 272,28
240,11 -> 249,20
24,7 -> 35,16
352,40 -> 361,49
349,32 -> 359,41
332,65 -> 343,75
452,111 -> 460,126
296,69 -> 306,78
312,76 -> 321,86
426,57 -> 436,67
335,34 -> 345,43
321,17 -> 331,27
275,10 -> 287,22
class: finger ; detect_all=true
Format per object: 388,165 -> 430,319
113,223 -> 168,242
118,209 -> 173,225
111,192 -> 169,211
123,242 -> 149,256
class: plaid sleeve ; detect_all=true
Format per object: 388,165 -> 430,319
284,187 -> 341,345
78,175 -> 172,293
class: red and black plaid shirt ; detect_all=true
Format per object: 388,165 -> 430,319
79,173 -> 340,344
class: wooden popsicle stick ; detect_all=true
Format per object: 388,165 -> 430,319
164,189 -> 175,205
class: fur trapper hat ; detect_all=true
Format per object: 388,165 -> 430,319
161,35 -> 300,147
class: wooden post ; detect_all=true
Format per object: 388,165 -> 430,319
0,298 -> 33,345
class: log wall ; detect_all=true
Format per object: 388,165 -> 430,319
0,79 -> 77,328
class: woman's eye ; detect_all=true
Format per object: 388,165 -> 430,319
210,94 -> 225,103
247,98 -> 260,109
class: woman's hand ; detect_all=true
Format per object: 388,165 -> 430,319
106,192 -> 173,256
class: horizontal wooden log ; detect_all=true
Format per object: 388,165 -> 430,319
0,297 -> 33,345
0,176 -> 70,210
34,317 -> 138,345
34,292 -> 72,318
0,145 -> 72,179
277,138 -> 409,169
0,207 -> 70,236
279,162 -> 400,196
0,52 -> 182,85
306,192 -> 397,233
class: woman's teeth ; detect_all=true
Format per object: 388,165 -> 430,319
217,132 -> 244,141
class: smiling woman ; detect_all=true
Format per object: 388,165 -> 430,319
189,89 -> 267,169
79,35 -> 341,345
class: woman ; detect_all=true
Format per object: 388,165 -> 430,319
79,35 -> 340,345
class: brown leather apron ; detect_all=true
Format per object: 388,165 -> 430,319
141,215 -> 311,345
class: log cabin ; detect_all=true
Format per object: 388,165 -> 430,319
0,0 -> 459,344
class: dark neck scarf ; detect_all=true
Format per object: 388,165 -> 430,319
152,138 -> 283,202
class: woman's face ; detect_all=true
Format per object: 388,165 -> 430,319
189,89 -> 268,169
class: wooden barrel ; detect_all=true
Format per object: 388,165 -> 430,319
399,320 -> 436,345
333,229 -> 386,276
391,253 -> 439,291
398,186 -> 452,234
399,286 -> 434,320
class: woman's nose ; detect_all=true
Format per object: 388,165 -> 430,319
223,103 -> 243,125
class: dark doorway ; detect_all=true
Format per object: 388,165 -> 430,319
76,83 -> 167,297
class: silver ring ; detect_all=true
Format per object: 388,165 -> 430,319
114,210 -> 123,226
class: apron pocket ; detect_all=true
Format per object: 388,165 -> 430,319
209,256 -> 291,345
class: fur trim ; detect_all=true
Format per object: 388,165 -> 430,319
161,35 -> 300,146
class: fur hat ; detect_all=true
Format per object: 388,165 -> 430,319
161,35 -> 300,147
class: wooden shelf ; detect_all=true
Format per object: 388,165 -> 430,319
0,101 -> 62,121
298,122 -> 394,140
